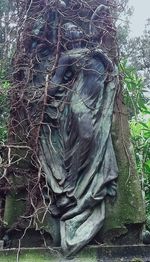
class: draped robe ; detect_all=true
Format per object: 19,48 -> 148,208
39,48 -> 118,256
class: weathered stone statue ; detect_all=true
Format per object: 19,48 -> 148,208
0,0 -> 145,258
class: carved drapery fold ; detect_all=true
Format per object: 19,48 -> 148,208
39,48 -> 118,255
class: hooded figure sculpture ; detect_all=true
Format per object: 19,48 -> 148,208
39,5 -> 118,257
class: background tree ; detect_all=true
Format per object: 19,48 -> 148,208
0,0 -> 20,144
117,1 -> 150,217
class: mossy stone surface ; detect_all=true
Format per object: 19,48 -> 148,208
101,100 -> 145,241
0,248 -> 96,262
0,245 -> 150,262
4,192 -> 26,227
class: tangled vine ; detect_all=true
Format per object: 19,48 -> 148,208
0,0 -> 127,253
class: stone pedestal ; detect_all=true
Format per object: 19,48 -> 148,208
98,99 -> 146,244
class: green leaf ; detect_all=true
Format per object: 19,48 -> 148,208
139,122 -> 149,129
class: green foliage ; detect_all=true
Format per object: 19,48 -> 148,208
0,70 -> 10,143
120,61 -> 148,117
0,0 -> 19,145
120,61 -> 150,214
130,117 -> 150,214
121,20 -> 150,93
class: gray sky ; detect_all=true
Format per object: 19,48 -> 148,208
129,0 -> 150,37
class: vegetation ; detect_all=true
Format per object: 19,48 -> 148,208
120,62 -> 150,215
118,0 -> 150,216
131,117 -> 150,214
0,71 -> 9,143
0,0 -> 18,145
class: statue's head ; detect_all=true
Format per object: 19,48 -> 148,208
62,22 -> 84,49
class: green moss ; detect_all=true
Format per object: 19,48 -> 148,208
102,103 -> 145,239
4,192 -> 26,227
0,251 -> 58,262
0,249 -> 97,262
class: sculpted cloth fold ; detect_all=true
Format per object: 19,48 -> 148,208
39,48 -> 118,256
